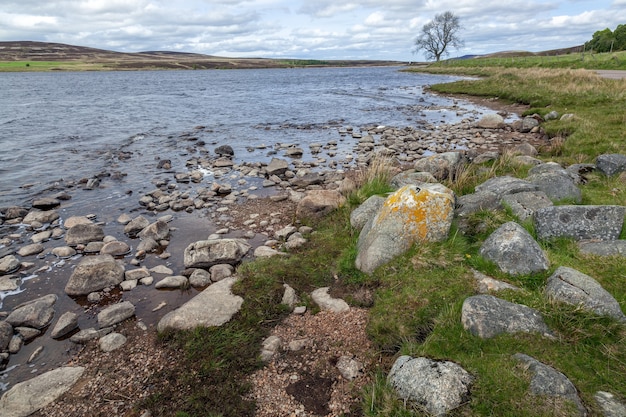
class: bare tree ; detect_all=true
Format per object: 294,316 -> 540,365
414,11 -> 464,62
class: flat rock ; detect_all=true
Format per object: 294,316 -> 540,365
311,287 -> 349,313
390,171 -> 438,189
99,332 -> 127,352
97,301 -> 136,328
183,238 -> 251,269
475,176 -> 538,198
155,275 -> 188,289
5,294 -> 57,329
461,295 -> 552,339
65,254 -> 125,296
545,266 -> 626,321
65,223 -> 105,246
50,311 -> 79,339
596,153 -> 626,176
254,246 -> 286,258
578,240 -> 626,257
0,255 -> 21,275
534,205 -> 626,241
0,367 -> 85,417
0,276 -> 19,292
17,243 -> 44,257
157,277 -> 243,332
22,209 -> 59,226
527,171 -> 582,203
388,356 -> 473,416
296,190 -> 346,219
63,216 -> 93,229
479,221 -> 549,275
514,353 -> 587,416
501,191 -> 553,221
70,327 -> 113,344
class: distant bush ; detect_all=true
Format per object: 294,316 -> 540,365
585,24 -> 626,53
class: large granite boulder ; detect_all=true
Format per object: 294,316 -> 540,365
65,223 -> 105,246
534,205 -> 625,241
388,356 -> 473,416
514,354 -> 587,416
183,238 -> 251,269
65,254 -> 125,296
5,294 -> 57,329
479,222 -> 549,275
413,152 -> 464,180
596,153 -> 626,176
461,295 -> 552,339
157,277 -> 243,332
545,266 -> 626,321
355,184 -> 454,274
296,190 -> 346,219
0,367 -> 85,417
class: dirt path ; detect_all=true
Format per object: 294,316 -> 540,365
596,70 -> 626,79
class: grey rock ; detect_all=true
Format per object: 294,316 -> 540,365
350,195 -> 385,231
138,220 -> 170,241
534,205 -> 626,241
50,311 -> 79,339
281,284 -> 297,308
413,151 -> 464,180
125,268 -> 150,281
65,223 -> 105,246
157,277 -> 243,332
63,216 -> 93,229
266,158 -> 289,176
477,113 -> 505,129
65,254 -> 125,296
472,269 -> 520,293
215,144 -> 234,156
209,264 -> 234,282
254,246 -> 286,258
70,327 -> 113,344
4,207 -> 29,220
8,334 -> 22,353
17,243 -> 44,257
578,240 -> 626,257
120,280 -> 137,291
285,233 -> 307,249
0,276 -> 19,291
155,275 -> 188,289
514,353 -> 587,416
519,117 -> 540,133
97,301 -> 136,328
311,287 -> 349,313
479,222 -> 549,275
545,266 -> 626,321
100,240 -> 131,256
5,294 -> 57,329
184,239 -> 251,269
32,197 -> 61,210
275,225 -> 298,241
189,269 -> 212,287
83,241 -> 105,253
336,355 -> 364,380
51,246 -> 76,258
594,391 -> 626,417
124,215 -> 150,237
527,171 -> 582,203
22,209 -> 60,226
0,367 -> 85,417
455,191 -> 501,217
99,332 -> 127,352
461,295 -> 552,339
390,171 -> 437,189
260,335 -> 281,362
296,190 -> 346,219
136,237 -> 159,253
596,153 -> 626,176
15,327 -> 40,342
291,173 -> 323,187
475,176 -> 538,198
388,356 -> 473,416
472,151 -> 499,164
0,255 -> 21,275
0,321 -> 13,350
502,191 -> 553,221
528,162 -> 565,176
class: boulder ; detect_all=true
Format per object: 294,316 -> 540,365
266,158 -> 289,176
296,190 -> 346,219
1,255 -> 21,275
0,367 -> 85,417
311,287 -> 349,313
534,205 -> 626,241
138,220 -> 170,241
97,301 -> 136,328
5,294 -> 57,329
356,184 -> 454,274
65,223 -> 105,246
65,254 -> 125,296
413,152 -> 464,180
388,356 -> 473,416
501,191 -> 553,221
350,195 -> 385,231
157,277 -> 243,332
545,266 -> 625,321
477,113 -> 505,129
596,153 -> 626,176
479,222 -> 549,275
475,176 -> 538,198
527,171 -> 582,203
462,295 -> 552,339
183,239 -> 251,269
22,209 -> 59,226
514,354 -> 587,416
50,311 -> 79,339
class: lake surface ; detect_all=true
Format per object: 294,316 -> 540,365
0,66 -> 479,209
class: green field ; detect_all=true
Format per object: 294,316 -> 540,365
0,60 -> 107,71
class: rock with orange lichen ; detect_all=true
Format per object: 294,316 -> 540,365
355,184 -> 455,274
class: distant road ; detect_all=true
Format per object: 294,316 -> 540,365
596,70 -> 626,79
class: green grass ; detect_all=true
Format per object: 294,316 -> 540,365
0,61 -> 108,71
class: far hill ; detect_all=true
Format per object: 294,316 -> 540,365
0,41 -> 406,71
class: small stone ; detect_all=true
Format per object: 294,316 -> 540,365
99,332 -> 127,352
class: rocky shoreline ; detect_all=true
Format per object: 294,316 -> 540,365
2,104 -> 618,416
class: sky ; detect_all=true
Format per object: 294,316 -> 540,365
1,0 -> 625,61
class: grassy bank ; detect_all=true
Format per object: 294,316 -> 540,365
140,67 -> 626,416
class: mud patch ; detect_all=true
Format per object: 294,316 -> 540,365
286,374 -> 333,415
